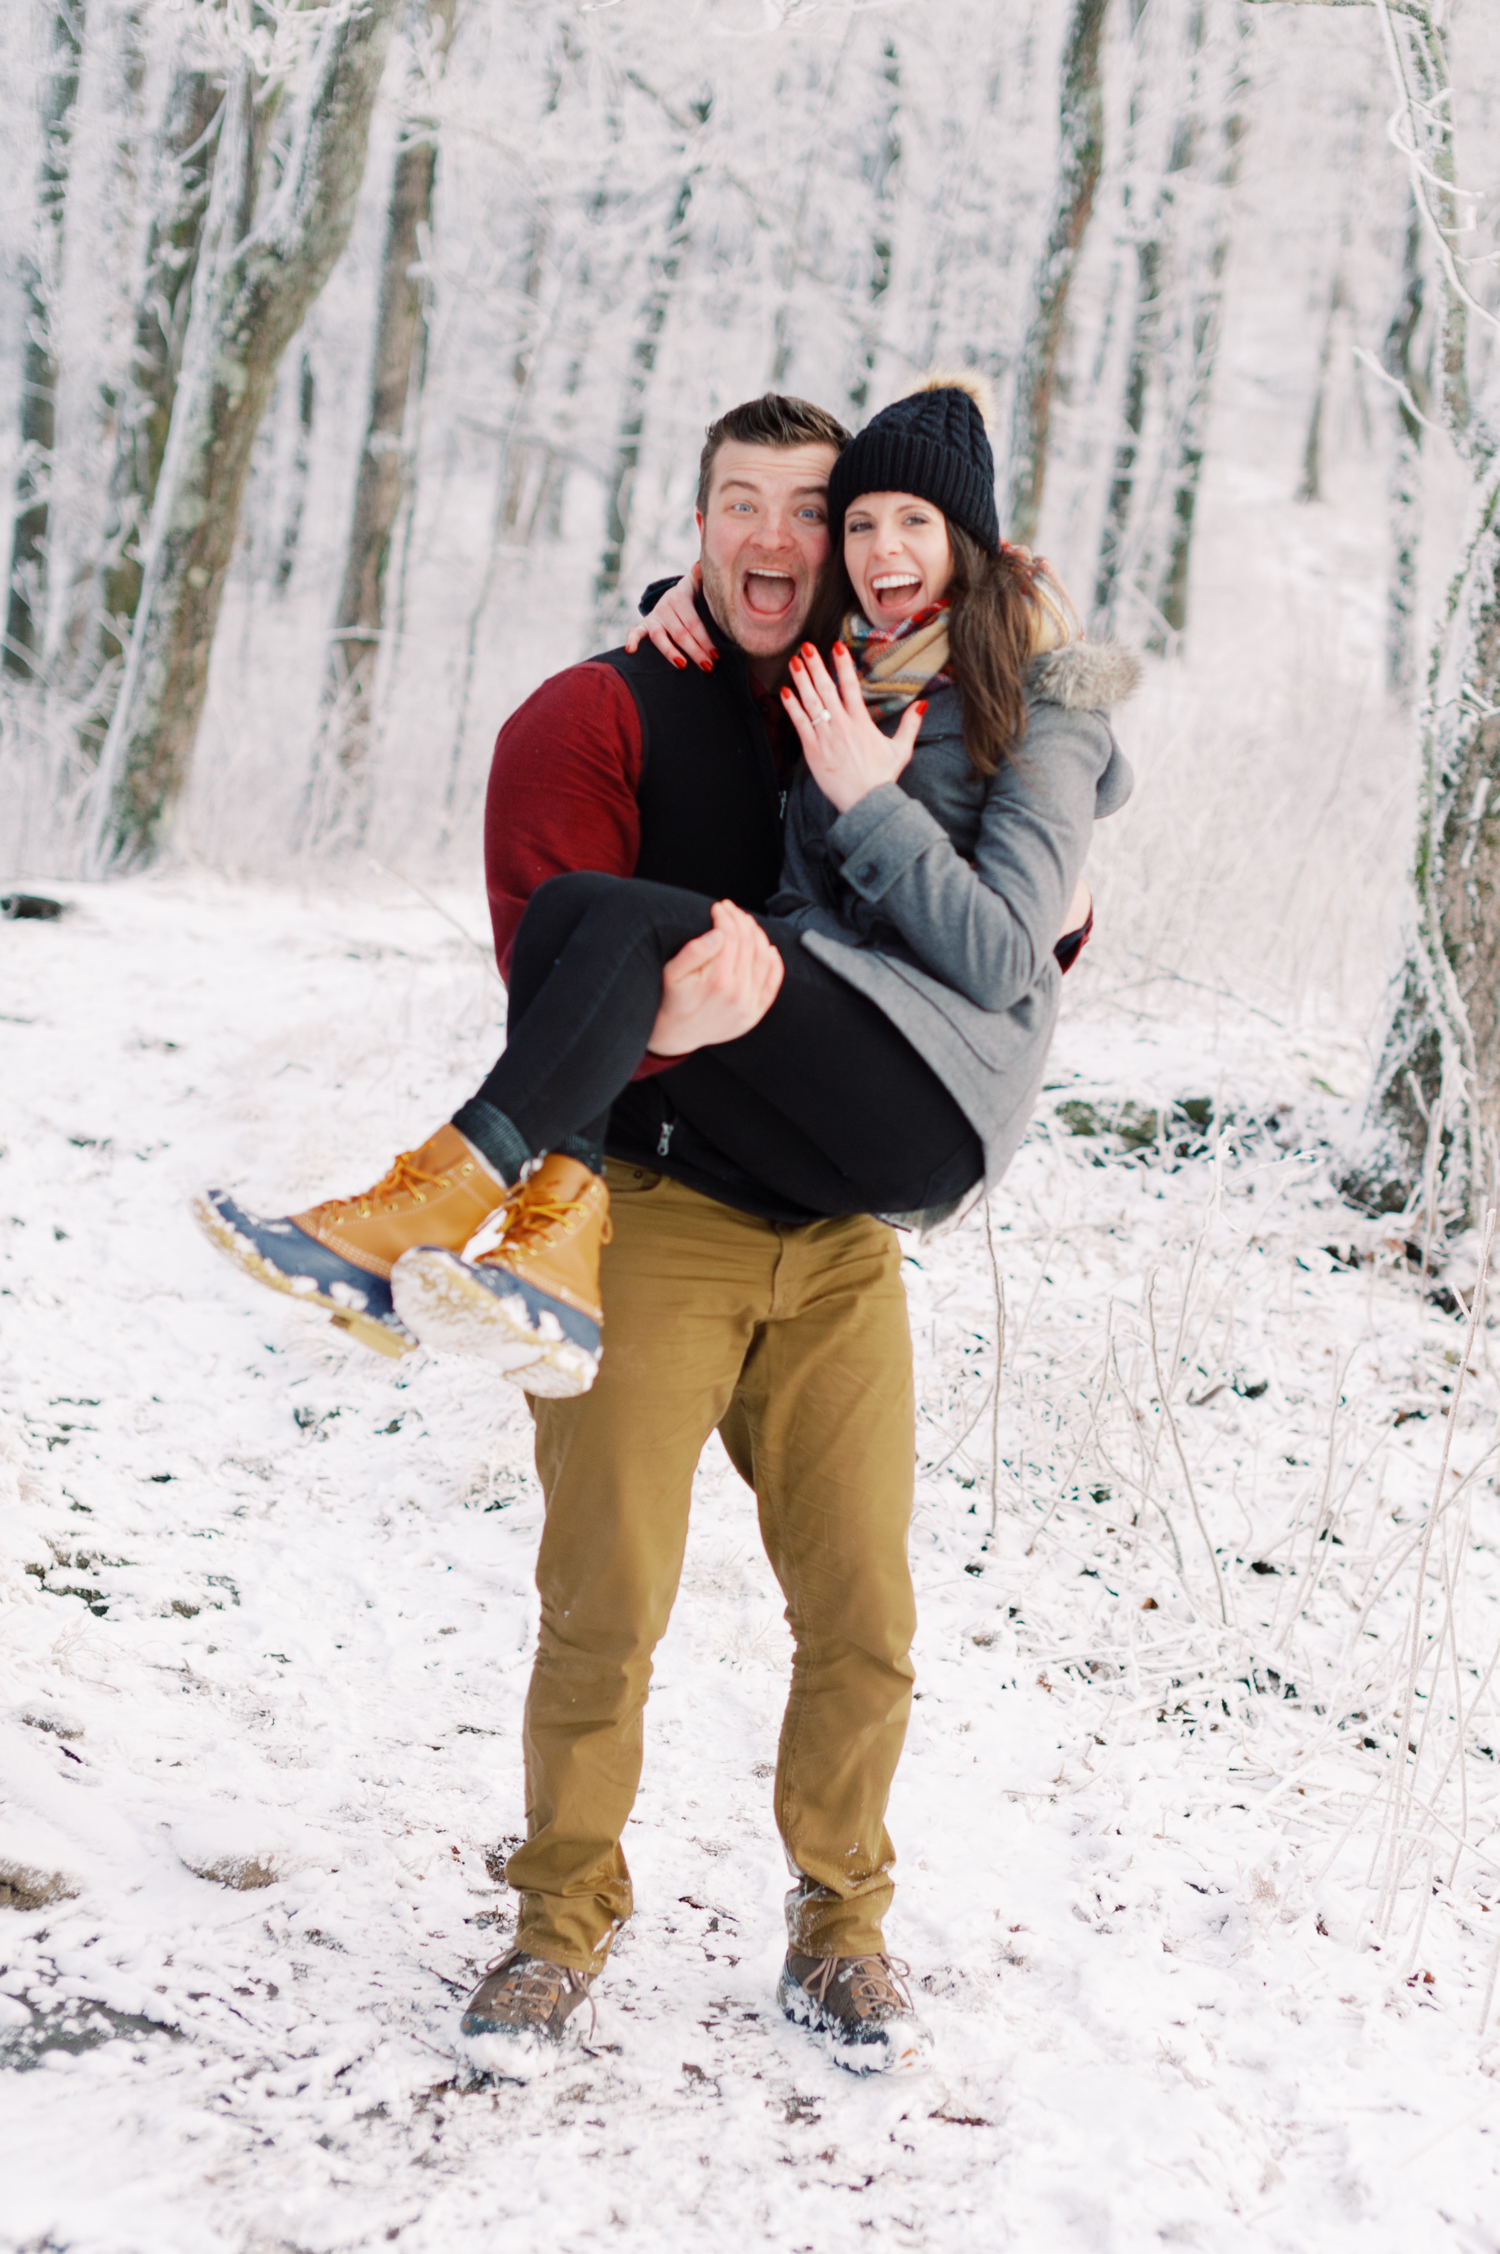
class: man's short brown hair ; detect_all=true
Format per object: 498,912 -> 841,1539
696,393 -> 851,515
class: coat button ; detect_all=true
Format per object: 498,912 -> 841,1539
857,862 -> 877,882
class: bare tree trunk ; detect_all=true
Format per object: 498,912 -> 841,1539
1382,200 -> 1430,700
273,348 -> 317,593
4,0 -> 87,679
847,38 -> 900,422
1092,235 -> 1160,626
440,40 -> 585,828
1356,484 -> 1500,1224
86,0 -> 403,871
767,27 -> 855,391
442,207 -> 564,827
79,63 -> 220,693
1091,0 -> 1171,630
1098,1 -> 1240,639
1006,0 -> 1110,549
324,0 -> 459,770
1328,0 -> 1500,1229
1153,21 -> 1248,639
1297,270 -> 1344,505
592,167 -> 698,640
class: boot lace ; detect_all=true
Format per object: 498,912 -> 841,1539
321,1146 -> 449,1222
803,1953 -> 913,2020
482,1176 -> 612,1261
483,1948 -> 597,2038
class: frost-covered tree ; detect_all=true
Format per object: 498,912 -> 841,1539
86,0 -> 402,869
1151,11 -> 1247,640
1006,0 -> 1110,551
1381,196 -> 1432,702
4,0 -> 88,680
1274,0 -> 1500,1228
592,103 -> 708,641
1365,62 -> 1500,1220
79,57 -> 219,700
1093,0 -> 1247,644
324,0 -> 459,775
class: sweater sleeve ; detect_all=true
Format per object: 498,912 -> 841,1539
484,663 -> 643,979
822,698 -> 1116,1013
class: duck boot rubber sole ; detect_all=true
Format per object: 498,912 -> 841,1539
192,1190 -> 417,1358
391,1247 -> 600,1395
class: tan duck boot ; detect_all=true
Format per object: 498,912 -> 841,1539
193,1123 -> 508,1357
391,1153 -> 610,1394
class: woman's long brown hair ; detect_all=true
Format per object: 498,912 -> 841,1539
809,517 -> 1052,779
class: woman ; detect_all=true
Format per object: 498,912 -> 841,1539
196,377 -> 1135,1398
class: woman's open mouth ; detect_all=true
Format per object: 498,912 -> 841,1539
868,572 -> 923,618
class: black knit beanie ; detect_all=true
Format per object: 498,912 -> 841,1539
827,377 -> 1000,556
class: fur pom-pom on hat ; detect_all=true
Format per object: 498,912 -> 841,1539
828,376 -> 1000,552
904,368 -> 996,428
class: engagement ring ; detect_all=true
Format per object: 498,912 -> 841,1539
809,704 -> 832,724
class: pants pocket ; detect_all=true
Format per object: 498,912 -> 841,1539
604,1159 -> 665,1196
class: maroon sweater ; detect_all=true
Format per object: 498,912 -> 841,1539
485,663 -> 648,980
483,652 -> 1091,999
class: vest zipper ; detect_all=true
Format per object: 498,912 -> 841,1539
657,1102 -> 676,1158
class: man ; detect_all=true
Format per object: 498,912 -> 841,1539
459,394 -> 926,2075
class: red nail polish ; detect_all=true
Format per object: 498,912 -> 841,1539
674,655 -> 688,669
790,656 -> 803,671
700,660 -> 713,674
915,699 -> 929,714
802,642 -> 816,656
833,640 -> 848,658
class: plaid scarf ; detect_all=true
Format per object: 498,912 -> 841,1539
844,602 -> 953,717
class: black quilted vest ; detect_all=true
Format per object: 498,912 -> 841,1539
591,594 -> 786,908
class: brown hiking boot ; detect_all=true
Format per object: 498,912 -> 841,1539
777,1952 -> 930,2074
193,1124 -> 507,1357
391,1153 -> 610,1396
460,1949 -> 596,2077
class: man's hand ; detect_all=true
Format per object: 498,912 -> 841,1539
648,899 -> 784,1057
622,562 -> 717,673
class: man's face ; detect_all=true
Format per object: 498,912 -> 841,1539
696,439 -> 839,662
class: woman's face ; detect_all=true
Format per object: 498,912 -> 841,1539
843,491 -> 954,628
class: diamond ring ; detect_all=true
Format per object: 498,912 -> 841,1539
808,703 -> 832,725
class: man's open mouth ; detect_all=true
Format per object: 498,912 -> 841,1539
742,569 -> 797,619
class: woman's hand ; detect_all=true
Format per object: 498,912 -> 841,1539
622,561 -> 716,673
781,640 -> 925,816
647,900 -> 784,1056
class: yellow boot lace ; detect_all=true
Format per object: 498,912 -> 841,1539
320,1146 -> 451,1223
482,1175 -> 612,1263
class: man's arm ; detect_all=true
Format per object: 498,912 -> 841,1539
484,658 -> 783,1059
484,664 -> 643,979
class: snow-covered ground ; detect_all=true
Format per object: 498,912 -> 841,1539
5,874 -> 1500,2253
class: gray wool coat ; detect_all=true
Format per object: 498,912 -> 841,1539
768,639 -> 1138,1230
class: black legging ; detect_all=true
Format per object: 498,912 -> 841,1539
456,871 -> 983,1220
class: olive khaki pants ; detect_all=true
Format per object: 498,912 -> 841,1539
505,1160 -> 917,1975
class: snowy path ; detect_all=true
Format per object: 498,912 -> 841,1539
3,876 -> 1500,2253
